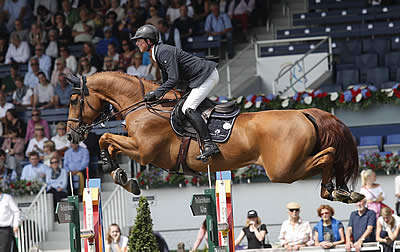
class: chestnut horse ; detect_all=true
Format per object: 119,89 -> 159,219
66,72 -> 364,203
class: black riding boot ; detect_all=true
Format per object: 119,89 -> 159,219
185,108 -> 220,160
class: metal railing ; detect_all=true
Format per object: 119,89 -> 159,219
103,185 -> 128,232
17,184 -> 49,252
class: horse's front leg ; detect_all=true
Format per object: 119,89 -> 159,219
99,133 -> 142,195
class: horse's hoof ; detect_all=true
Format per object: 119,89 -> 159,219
111,168 -> 128,186
123,178 -> 141,195
332,189 -> 350,202
347,191 -> 365,203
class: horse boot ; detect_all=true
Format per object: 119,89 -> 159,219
185,108 -> 220,162
100,149 -> 120,171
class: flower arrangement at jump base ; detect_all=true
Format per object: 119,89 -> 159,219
359,152 -> 400,175
212,83 -> 400,112
0,179 -> 43,196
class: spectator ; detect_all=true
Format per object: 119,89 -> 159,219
205,2 -> 234,58
61,0 -> 79,28
51,122 -> 70,155
228,0 -> 254,39
279,202 -> 314,250
127,52 -> 147,77
313,205 -> 345,248
158,19 -> 181,49
192,0 -> 210,21
72,8 -> 95,43
25,109 -> 50,143
28,23 -> 47,48
360,169 -> 386,219
12,75 -> 33,109
1,64 -> 18,96
166,0 -> 182,24
107,43 -> 120,66
345,198 -> 376,252
82,42 -> 102,70
103,56 -> 118,71
376,207 -> 400,252
42,140 -> 57,166
20,151 -> 49,182
0,91 -> 14,119
118,39 -> 135,72
104,11 -> 120,38
28,44 -> 52,77
63,143 -> 89,196
173,5 -> 195,47
190,219 -> 207,251
118,8 -> 142,41
36,5 -> 53,31
24,57 -> 48,89
2,126 -> 25,162
146,6 -> 163,27
45,155 -> 68,218
130,0 -> 147,26
77,56 -> 97,78
106,0 -> 125,22
10,19 -> 28,42
53,12 -> 72,45
5,33 -> 30,64
0,37 -> 8,64
235,210 -> 268,249
96,27 -> 120,57
0,185 -> 20,252
0,149 -> 17,183
105,223 -> 128,252
59,45 -> 78,74
395,170 -> 400,215
33,71 -> 54,109
25,123 -> 48,157
148,0 -> 166,18
145,59 -> 161,81
4,109 -> 25,138
50,57 -> 71,86
53,74 -> 72,108
34,0 -> 58,16
45,29 -> 59,58
3,0 -> 29,32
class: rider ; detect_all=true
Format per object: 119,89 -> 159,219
131,24 -> 220,161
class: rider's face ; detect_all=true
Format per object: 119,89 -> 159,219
136,38 -> 148,53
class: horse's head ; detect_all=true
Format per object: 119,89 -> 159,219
66,75 -> 102,144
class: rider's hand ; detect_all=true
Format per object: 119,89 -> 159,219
144,91 -> 157,101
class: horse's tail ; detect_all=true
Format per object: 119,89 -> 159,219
303,108 -> 359,188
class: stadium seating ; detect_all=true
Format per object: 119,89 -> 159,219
357,135 -> 382,154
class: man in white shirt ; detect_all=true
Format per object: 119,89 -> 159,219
0,91 -> 14,119
5,33 -> 30,64
72,8 -> 95,43
20,151 -> 49,182
0,188 -> 20,252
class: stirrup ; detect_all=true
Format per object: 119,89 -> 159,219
196,143 -> 220,162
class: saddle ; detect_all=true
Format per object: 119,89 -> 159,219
170,97 -> 240,175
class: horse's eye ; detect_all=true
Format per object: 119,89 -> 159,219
70,98 -> 78,105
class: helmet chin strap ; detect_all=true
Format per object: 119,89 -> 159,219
145,39 -> 153,52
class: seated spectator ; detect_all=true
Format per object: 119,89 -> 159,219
148,0 -> 166,19
130,0 -> 147,26
0,91 -> 14,120
46,155 -> 68,216
28,23 -> 47,48
235,210 -> 268,249
28,44 -> 52,77
279,202 -> 314,250
345,198 -> 376,252
1,64 -> 18,96
0,37 -> 8,64
127,53 -> 147,77
10,19 -> 28,42
51,122 -> 69,155
204,2 -> 234,58
3,0 -> 29,32
173,5 -> 195,48
105,223 -> 129,252
96,28 -> 119,57
4,109 -> 26,138
72,8 -> 95,43
64,143 -> 89,195
20,151 -> 49,182
228,0 -> 254,40
33,72 -> 54,109
34,0 -> 58,17
12,75 -> 33,109
103,56 -> 118,71
0,149 -> 17,184
42,140 -> 57,166
106,43 -> 120,66
313,205 -> 345,248
53,74 -> 72,108
166,0 -> 182,24
50,57 -> 71,86
146,6 -> 163,27
53,12 -> 72,45
361,169 -> 386,219
45,29 -> 59,58
190,219 -> 208,252
61,0 -> 79,28
26,123 -> 48,157
77,56 -> 97,78
24,57 -> 49,89
104,11 -> 120,38
2,125 -> 25,164
144,59 -> 161,82
59,45 -> 77,74
106,0 -> 125,22
192,0 -> 210,21
36,5 -> 53,31
376,207 -> 400,252
5,33 -> 30,64
158,19 -> 182,49
119,39 -> 135,72
25,109 -> 50,143
82,42 -> 102,70
118,8 -> 142,42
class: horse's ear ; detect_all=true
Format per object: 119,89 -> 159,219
64,73 -> 81,88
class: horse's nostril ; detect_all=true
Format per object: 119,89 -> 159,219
66,134 -> 72,142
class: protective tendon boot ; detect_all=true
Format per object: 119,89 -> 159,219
185,108 -> 220,161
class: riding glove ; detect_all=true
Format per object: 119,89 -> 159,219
144,91 -> 158,101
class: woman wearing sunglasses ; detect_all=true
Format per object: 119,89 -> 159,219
314,205 -> 345,249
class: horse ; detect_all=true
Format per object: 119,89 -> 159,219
66,71 -> 364,203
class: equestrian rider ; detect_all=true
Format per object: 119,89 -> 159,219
131,24 -> 220,161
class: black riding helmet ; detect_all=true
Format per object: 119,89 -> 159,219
131,24 -> 159,51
